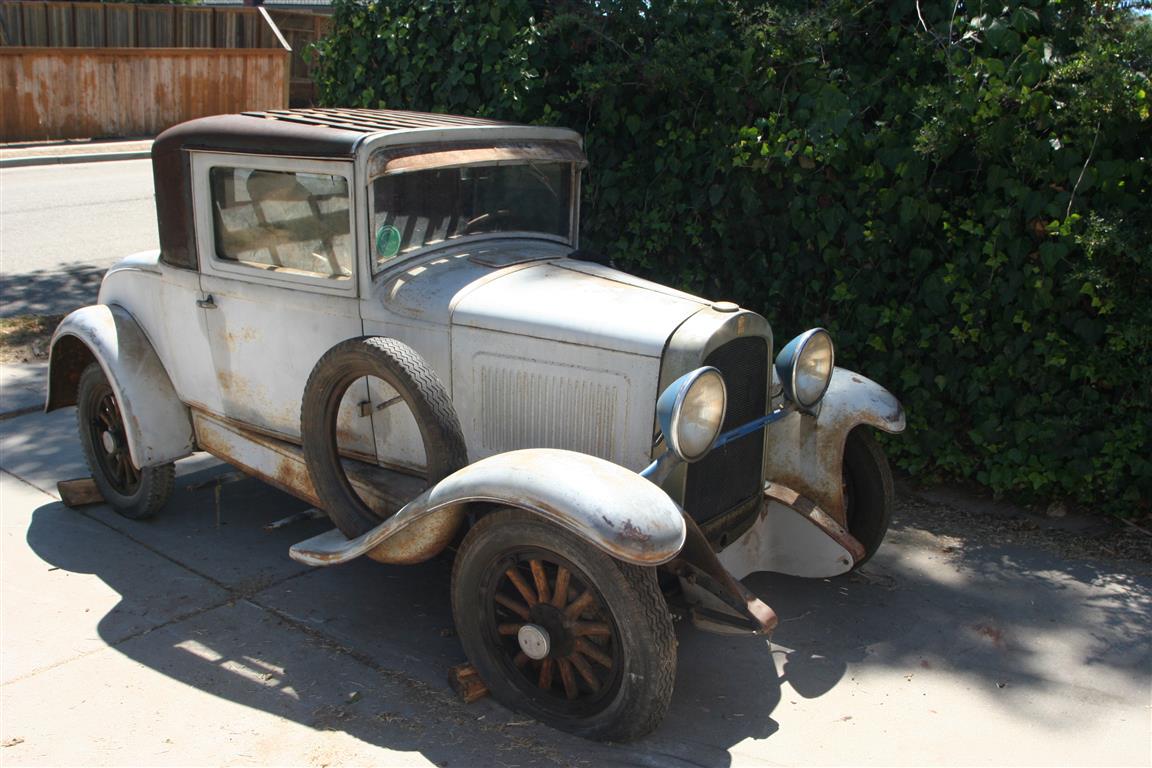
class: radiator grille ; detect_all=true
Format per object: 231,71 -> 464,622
683,336 -> 769,523
479,365 -> 619,461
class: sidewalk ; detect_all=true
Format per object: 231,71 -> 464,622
0,138 -> 153,168
0,357 -> 1149,766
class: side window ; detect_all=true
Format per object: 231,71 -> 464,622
209,167 -> 353,280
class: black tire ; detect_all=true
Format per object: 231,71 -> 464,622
300,336 -> 468,538
76,363 -> 174,519
452,508 -> 677,742
843,428 -> 894,568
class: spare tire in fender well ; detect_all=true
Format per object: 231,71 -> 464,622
300,336 -> 469,539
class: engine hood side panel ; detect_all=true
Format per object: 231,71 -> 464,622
450,327 -> 663,472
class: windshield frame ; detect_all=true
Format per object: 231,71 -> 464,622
366,143 -> 583,274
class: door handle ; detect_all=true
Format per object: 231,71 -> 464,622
197,295 -> 217,309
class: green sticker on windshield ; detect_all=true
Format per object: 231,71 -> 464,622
375,224 -> 401,260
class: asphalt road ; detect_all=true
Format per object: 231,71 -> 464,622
0,159 -> 157,317
0,365 -> 1149,766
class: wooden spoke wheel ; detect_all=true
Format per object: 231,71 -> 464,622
452,509 -> 676,742
88,386 -> 140,496
488,548 -> 623,709
76,363 -> 173,519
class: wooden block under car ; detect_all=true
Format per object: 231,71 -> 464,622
57,478 -> 103,508
449,663 -> 489,704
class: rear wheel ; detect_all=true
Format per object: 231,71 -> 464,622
76,363 -> 173,519
452,509 -> 676,741
843,428 -> 894,568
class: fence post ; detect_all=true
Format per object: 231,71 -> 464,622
257,5 -> 290,107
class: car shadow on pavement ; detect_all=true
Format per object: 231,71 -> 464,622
20,465 -> 1152,765
0,263 -> 106,318
19,464 -> 783,766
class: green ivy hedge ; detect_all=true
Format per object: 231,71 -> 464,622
313,0 -> 1152,511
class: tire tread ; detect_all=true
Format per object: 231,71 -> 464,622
301,336 -> 467,537
452,509 -> 676,742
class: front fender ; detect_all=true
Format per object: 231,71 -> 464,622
764,367 -> 904,526
46,305 -> 194,468
291,448 -> 687,567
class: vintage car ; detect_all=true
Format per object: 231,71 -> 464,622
46,108 -> 905,741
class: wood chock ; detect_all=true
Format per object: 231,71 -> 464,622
449,663 -> 489,704
57,477 -> 103,508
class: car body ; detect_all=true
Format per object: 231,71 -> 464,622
46,108 -> 905,741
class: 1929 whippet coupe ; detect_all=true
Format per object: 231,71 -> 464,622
47,108 -> 904,741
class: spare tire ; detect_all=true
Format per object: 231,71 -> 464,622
301,336 -> 468,538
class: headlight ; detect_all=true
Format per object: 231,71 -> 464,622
656,367 -> 727,462
775,328 -> 834,409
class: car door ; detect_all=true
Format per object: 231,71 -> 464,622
189,151 -> 375,457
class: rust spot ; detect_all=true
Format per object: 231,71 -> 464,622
974,623 -> 1006,649
223,327 -> 259,352
336,427 -> 362,449
367,508 -> 463,565
771,467 -> 846,526
618,520 -> 651,543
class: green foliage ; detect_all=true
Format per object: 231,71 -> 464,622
313,0 -> 1152,511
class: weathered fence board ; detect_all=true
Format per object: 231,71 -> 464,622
135,5 -> 174,47
17,3 -> 45,46
0,2 -> 328,52
267,9 -> 329,105
105,4 -> 134,46
0,47 -> 290,141
74,3 -> 106,47
44,3 -> 72,47
179,7 -> 214,48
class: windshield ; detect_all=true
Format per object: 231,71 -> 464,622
371,162 -> 572,267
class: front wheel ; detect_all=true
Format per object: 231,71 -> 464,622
843,428 -> 894,568
452,509 -> 676,741
76,363 -> 174,519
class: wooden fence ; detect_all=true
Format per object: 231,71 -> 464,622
0,47 -> 290,140
0,1 -> 329,112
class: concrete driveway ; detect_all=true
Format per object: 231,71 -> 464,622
1,362 -> 1148,767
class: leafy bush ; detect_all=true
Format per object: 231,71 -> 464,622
313,0 -> 1152,511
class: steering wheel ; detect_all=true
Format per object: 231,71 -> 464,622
462,209 -> 513,235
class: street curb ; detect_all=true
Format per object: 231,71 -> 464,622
0,151 -> 152,169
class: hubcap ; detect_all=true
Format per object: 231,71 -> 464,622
517,624 -> 550,660
101,430 -> 118,454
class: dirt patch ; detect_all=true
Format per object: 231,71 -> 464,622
0,315 -> 63,363
894,481 -> 1152,573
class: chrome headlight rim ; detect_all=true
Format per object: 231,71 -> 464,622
775,328 -> 835,410
657,366 -> 728,463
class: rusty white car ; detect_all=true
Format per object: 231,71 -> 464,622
46,108 -> 905,741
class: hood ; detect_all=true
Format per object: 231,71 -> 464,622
451,257 -> 709,357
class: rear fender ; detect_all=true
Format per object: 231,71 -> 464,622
764,367 -> 904,526
46,305 -> 194,468
291,448 -> 687,567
